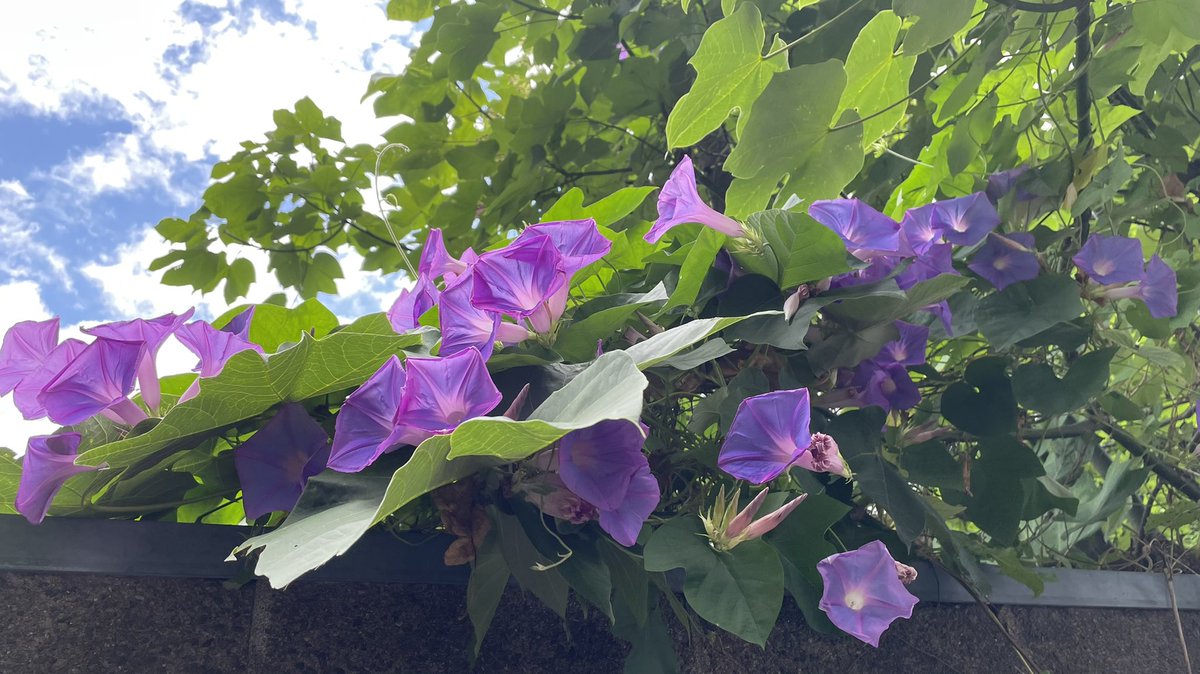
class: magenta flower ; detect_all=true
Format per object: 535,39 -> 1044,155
175,320 -> 265,402
82,308 -> 194,411
0,318 -> 59,396
817,540 -> 919,647
898,203 -> 941,256
15,433 -> 99,525
13,338 -> 86,421
717,388 -> 813,485
875,321 -> 928,367
38,337 -> 147,426
328,356 -> 406,473
597,464 -> 659,547
439,278 -> 502,359
1138,255 -> 1178,318
1072,234 -> 1145,285
419,228 -> 471,283
809,199 -> 900,260
930,193 -> 1000,247
854,362 -> 921,413
385,348 -> 502,448
617,42 -> 630,61
792,432 -> 849,477
234,402 -> 330,520
557,419 -> 648,512
220,306 -> 255,340
518,219 -> 612,276
387,275 -> 439,333
471,234 -> 566,322
968,232 -> 1039,291
646,156 -> 744,244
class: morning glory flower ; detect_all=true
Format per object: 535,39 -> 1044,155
817,540 -> 919,647
898,203 -> 941,256
82,308 -> 194,411
597,464 -> 659,547
809,199 -> 901,260
1138,255 -> 1178,318
1072,234 -> 1145,285
439,278 -> 502,359
874,321 -> 929,367
792,432 -> 850,477
986,166 -> 1031,203
175,320 -> 265,401
518,219 -> 613,277
387,275 -> 439,333
646,155 -> 745,244
617,42 -> 630,61
385,348 -> 502,448
854,362 -> 921,413
895,242 -> 956,290
13,339 -> 86,421
234,402 -> 330,520
702,485 -> 807,551
470,234 -> 566,330
717,388 -> 813,485
968,232 -> 1040,291
327,356 -> 406,473
930,192 -> 1000,247
830,255 -> 899,289
220,306 -> 255,340
419,228 -> 472,284
0,318 -> 59,396
557,419 -> 648,512
15,433 -> 99,525
38,337 -> 147,426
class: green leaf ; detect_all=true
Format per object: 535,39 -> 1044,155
467,528 -> 509,655
77,315 -> 430,469
1012,348 -> 1116,416
664,226 -> 725,310
249,298 -> 340,353
625,311 -> 776,368
542,186 -> 657,228
434,4 -> 502,80
387,0 -> 434,21
0,449 -> 20,515
965,436 -> 1045,544
766,493 -> 850,633
447,351 -> 648,460
747,209 -> 851,288
839,11 -> 918,148
556,286 -> 668,362
831,409 -> 927,545
644,517 -> 784,646
941,357 -> 1018,437
724,61 -> 863,218
975,275 -> 1083,349
492,509 -> 570,618
893,0 -> 974,54
665,3 -> 787,148
659,339 -> 733,370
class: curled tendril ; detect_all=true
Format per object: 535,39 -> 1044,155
373,143 -> 418,277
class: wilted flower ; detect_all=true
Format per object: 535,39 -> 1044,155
930,192 -> 1000,247
1072,234 -> 1144,285
515,472 -> 598,525
0,318 -> 59,396
38,337 -> 147,426
15,433 -> 99,525
327,356 -> 406,473
385,348 -> 502,448
817,540 -> 919,647
234,402 -> 330,520
82,308 -> 194,411
701,485 -> 807,551
809,199 -> 900,260
646,156 -> 744,244
792,432 -> 850,477
175,320 -> 265,401
895,561 -> 919,585
717,388 -> 813,485
968,232 -> 1040,290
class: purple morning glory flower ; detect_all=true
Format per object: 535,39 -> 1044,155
875,321 -> 929,367
646,156 -> 745,244
387,275 -> 439,333
925,300 -> 955,337
471,234 -> 566,322
597,464 -> 659,547
898,203 -> 941,257
717,388 -> 813,485
986,166 -> 1031,203
830,256 -> 899,290
854,362 -> 921,413
82,309 -> 194,411
1138,254 -> 1178,318
175,320 -> 265,402
385,348 -> 502,448
15,433 -> 99,525
557,419 -> 648,512
439,277 -> 502,359
930,192 -> 1000,247
0,318 -> 59,396
234,402 -> 330,520
617,42 -> 630,61
220,306 -> 255,340
38,337 -> 147,426
896,242 -> 956,291
817,540 -> 919,647
13,338 -> 86,421
968,232 -> 1040,291
419,228 -> 471,283
1073,234 -> 1145,285
809,199 -> 901,260
328,356 -> 406,473
518,219 -> 613,277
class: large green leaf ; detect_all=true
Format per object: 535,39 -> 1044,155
466,528 -> 509,655
556,286 -> 668,362
839,11 -> 917,148
747,209 -> 851,288
664,227 -> 725,310
1012,348 -> 1116,416
542,186 -> 657,228
766,493 -> 850,633
665,3 -> 787,148
644,517 -> 784,647
893,0 -> 974,54
975,275 -> 1083,349
625,311 -> 776,369
965,437 -> 1045,545
941,357 -> 1018,437
248,298 -> 340,353
0,450 -> 20,515
831,408 -> 927,545
77,315 -> 431,469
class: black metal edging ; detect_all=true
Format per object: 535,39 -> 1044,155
1,515 -> 1197,610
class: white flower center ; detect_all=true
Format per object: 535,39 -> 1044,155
1093,259 -> 1115,276
845,589 -> 867,611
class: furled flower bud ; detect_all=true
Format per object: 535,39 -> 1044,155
701,485 -> 806,552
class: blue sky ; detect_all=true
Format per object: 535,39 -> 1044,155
0,0 -> 419,446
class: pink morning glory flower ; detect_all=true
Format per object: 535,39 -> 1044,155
874,321 -> 929,367
82,308 -> 194,411
385,348 -> 502,448
439,277 -> 502,359
517,218 -> 613,277
717,388 -> 813,485
471,234 -> 566,323
387,275 -> 439,333
809,199 -> 901,260
1072,234 -> 1145,285
175,320 -> 265,402
646,156 -> 744,244
929,192 -> 1000,247
37,337 -> 148,426
15,432 -> 99,525
234,402 -> 330,520
0,318 -> 59,396
968,232 -> 1040,291
13,338 -> 86,421
817,540 -> 919,647
327,356 -> 406,473
419,228 -> 471,283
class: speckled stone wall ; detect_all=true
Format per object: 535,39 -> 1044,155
1,571 -> 1196,674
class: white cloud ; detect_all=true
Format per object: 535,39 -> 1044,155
0,179 -> 71,286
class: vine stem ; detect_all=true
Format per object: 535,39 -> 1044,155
373,143 -> 418,277
1074,0 -> 1094,244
